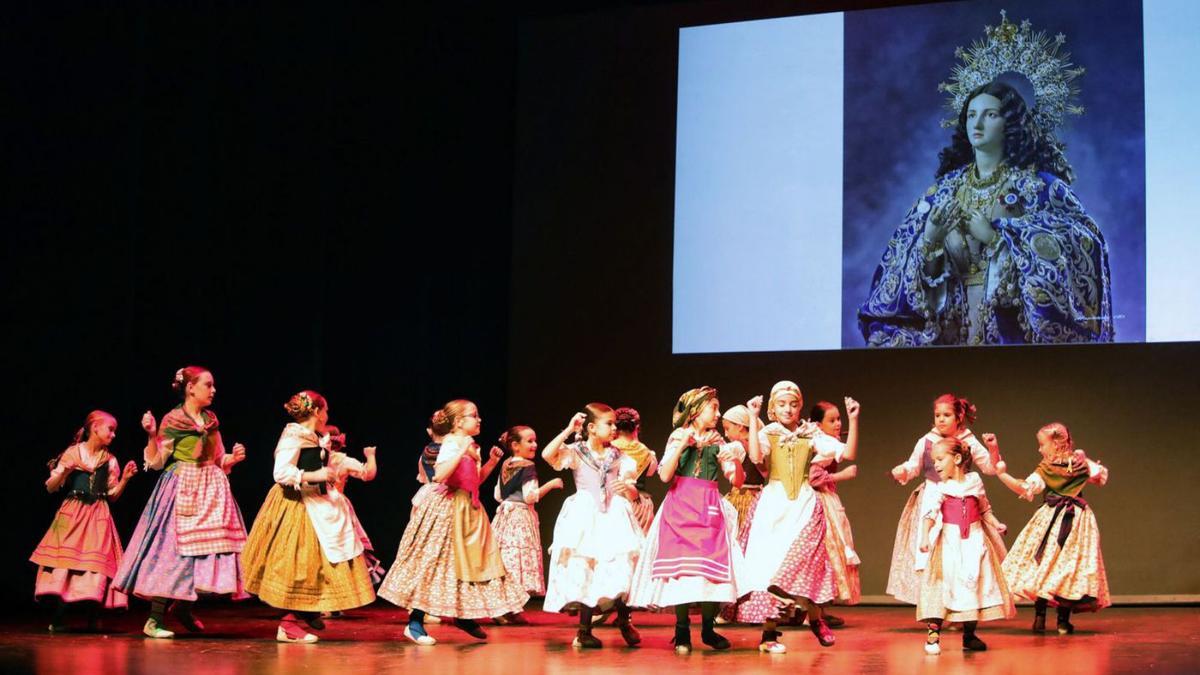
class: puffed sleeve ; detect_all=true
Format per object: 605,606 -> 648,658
546,442 -> 579,472
273,430 -> 305,488
1086,457 -> 1108,486
106,456 -> 121,490
435,436 -> 467,468
520,465 -> 540,503
919,480 -> 945,519
966,434 -> 998,475
1020,470 -> 1046,501
897,438 -> 926,484
811,432 -> 845,464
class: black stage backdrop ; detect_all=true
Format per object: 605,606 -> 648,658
6,0 -> 1198,610
5,3 -> 524,606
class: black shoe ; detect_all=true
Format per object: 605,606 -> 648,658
615,618 -> 642,646
963,634 -> 988,651
303,614 -> 326,631
573,627 -> 602,648
672,625 -> 692,654
1032,612 -> 1046,633
701,628 -> 730,650
1056,608 -> 1074,635
453,618 -> 487,640
823,613 -> 845,628
170,604 -> 205,633
810,618 -> 836,647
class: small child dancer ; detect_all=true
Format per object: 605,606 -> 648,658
916,436 -> 1015,654
808,398 -> 863,622
378,400 -> 528,645
628,387 -> 750,654
887,394 -> 1003,606
991,423 -> 1110,634
242,391 -> 378,643
32,411 -> 138,632
491,425 -> 564,624
325,426 -> 384,588
720,405 -> 765,533
542,404 -> 644,649
612,408 -> 659,535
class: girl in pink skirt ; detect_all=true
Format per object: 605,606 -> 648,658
491,425 -> 563,624
32,411 -> 138,631
628,387 -> 751,654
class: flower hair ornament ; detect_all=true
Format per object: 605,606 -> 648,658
174,368 -> 185,385
939,10 -> 1085,138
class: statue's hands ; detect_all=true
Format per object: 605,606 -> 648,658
924,201 -> 960,246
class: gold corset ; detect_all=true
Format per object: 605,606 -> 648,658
766,433 -> 813,500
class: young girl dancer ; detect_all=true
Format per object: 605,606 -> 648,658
808,398 -> 863,619
542,404 -> 643,649
916,436 -> 1015,654
887,394 -> 1003,606
32,411 -> 137,631
738,381 -> 841,652
491,425 -> 563,624
242,392 -> 378,642
612,408 -> 658,535
628,387 -> 750,654
720,405 -> 765,532
992,423 -> 1110,634
325,426 -> 384,588
378,400 -> 528,645
114,366 -> 249,639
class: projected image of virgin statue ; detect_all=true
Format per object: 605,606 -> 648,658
857,13 -> 1113,347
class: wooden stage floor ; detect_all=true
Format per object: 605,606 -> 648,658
1,603 -> 1197,674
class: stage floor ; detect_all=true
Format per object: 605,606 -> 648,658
1,603 -> 1197,674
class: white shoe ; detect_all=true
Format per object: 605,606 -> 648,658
675,644 -> 691,655
404,625 -> 437,645
924,641 -> 941,655
758,641 -> 786,654
714,616 -> 729,625
276,625 -> 318,643
143,619 -> 174,639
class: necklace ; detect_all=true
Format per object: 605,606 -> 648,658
956,162 -> 1009,214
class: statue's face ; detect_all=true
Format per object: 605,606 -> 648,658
966,93 -> 1005,153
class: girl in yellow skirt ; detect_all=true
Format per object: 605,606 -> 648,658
242,391 -> 378,643
491,425 -> 563,624
887,394 -> 1004,605
720,405 -> 765,533
991,423 -> 1111,634
916,436 -> 1015,655
378,400 -> 528,645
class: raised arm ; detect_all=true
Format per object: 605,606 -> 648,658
842,397 -> 860,461
892,438 -> 926,485
45,450 -> 75,493
107,458 -> 138,500
657,428 -> 692,483
541,413 -> 585,470
746,396 -> 764,464
141,411 -> 172,471
479,446 -> 503,483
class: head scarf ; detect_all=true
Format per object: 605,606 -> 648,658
672,386 -> 718,429
767,380 -> 802,422
722,404 -> 751,428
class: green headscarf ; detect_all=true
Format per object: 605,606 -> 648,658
672,386 -> 718,430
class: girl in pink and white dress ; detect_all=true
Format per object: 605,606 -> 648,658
916,436 -> 1015,655
491,425 -> 563,624
628,387 -> 751,654
887,394 -> 1004,606
807,398 -> 863,621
